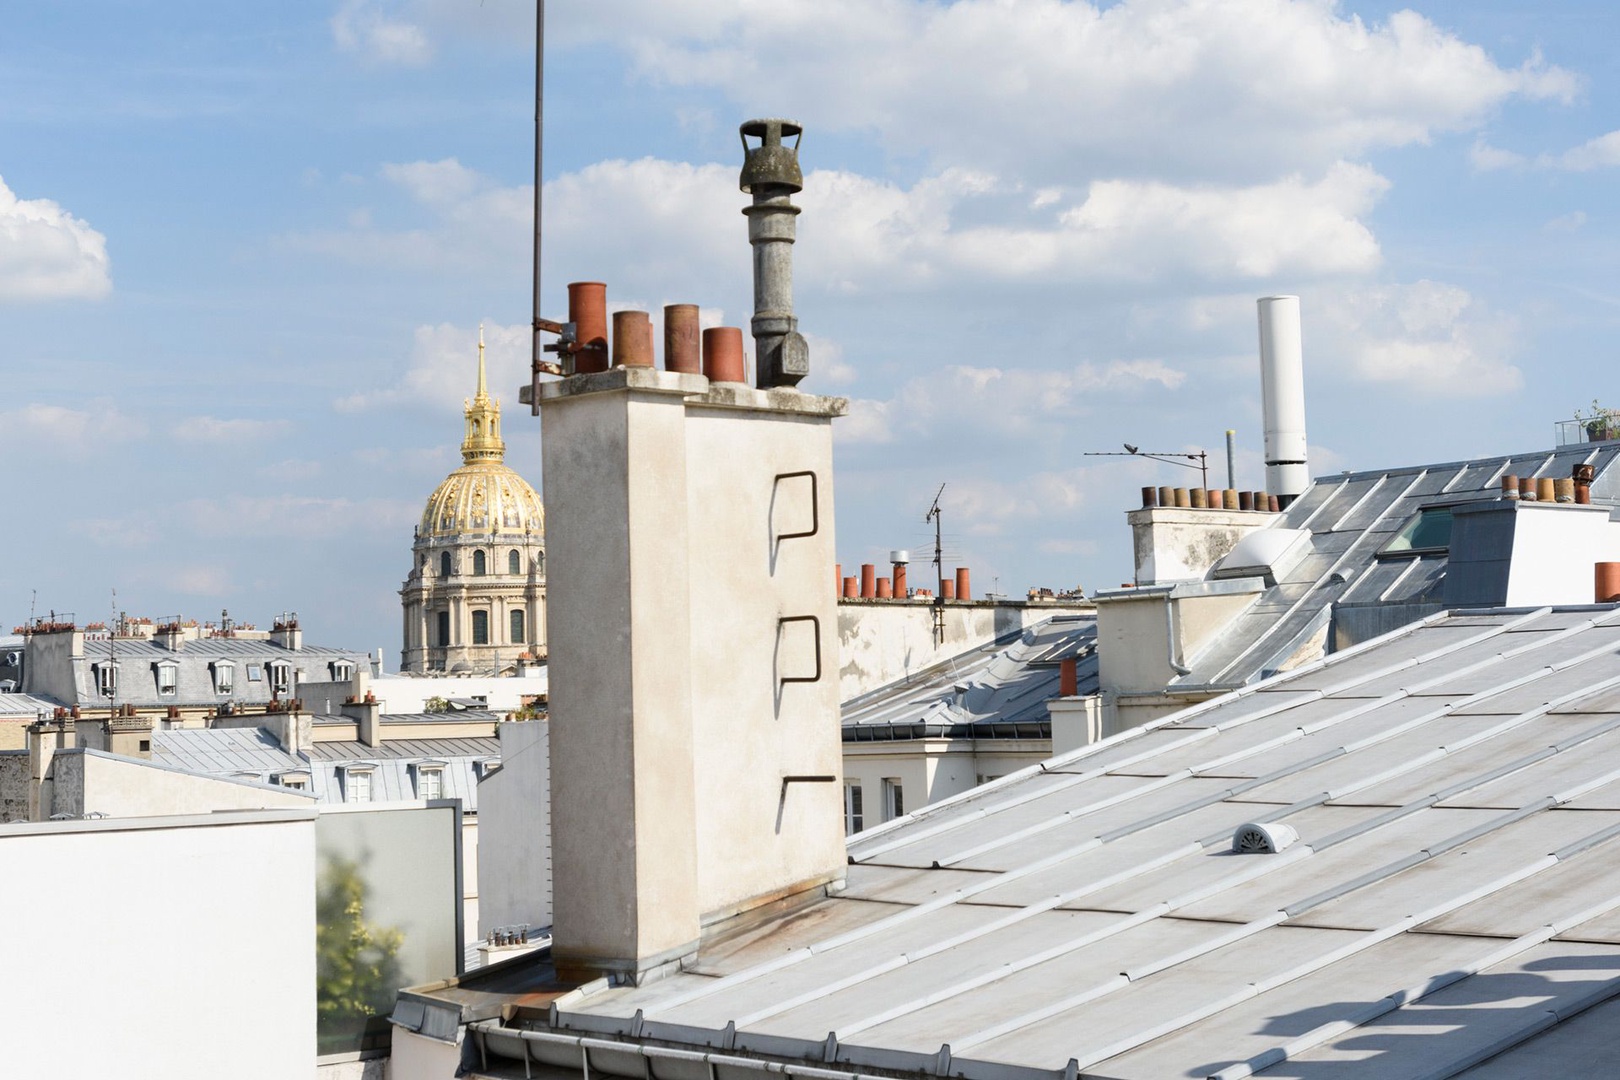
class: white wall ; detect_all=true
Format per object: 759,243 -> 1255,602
368,671 -> 547,715
838,600 -> 1091,701
0,810 -> 317,1079
59,750 -> 312,819
477,720 -> 551,937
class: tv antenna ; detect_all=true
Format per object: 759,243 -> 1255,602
925,484 -> 946,644
1084,444 -> 1209,491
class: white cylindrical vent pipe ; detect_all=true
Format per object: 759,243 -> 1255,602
1257,295 -> 1308,501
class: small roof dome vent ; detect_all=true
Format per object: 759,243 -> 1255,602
1233,821 -> 1299,854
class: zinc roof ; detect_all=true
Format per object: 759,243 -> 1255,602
511,604 -> 1620,1080
841,616 -> 1097,741
1154,442 -> 1620,692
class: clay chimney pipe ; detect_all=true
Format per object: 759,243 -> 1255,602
1141,486 -> 1158,508
955,567 -> 971,602
1519,476 -> 1537,501
1537,477 -> 1557,503
1190,488 -> 1207,509
1501,475 -> 1519,500
860,564 -> 877,599
892,563 -> 907,598
664,304 -> 701,374
1598,563 -> 1620,603
876,578 -> 893,599
702,327 -> 747,384
568,282 -> 609,374
1237,491 -> 1253,511
842,576 -> 858,599
1059,658 -> 1078,697
941,579 -> 956,601
612,311 -> 653,368
1157,486 -> 1173,509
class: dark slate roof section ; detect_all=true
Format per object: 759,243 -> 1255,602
462,604 -> 1620,1080
840,616 -> 1097,742
73,635 -> 370,710
1159,442 -> 1620,692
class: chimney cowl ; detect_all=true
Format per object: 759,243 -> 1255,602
738,118 -> 803,194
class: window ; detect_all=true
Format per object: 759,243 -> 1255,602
440,551 -> 452,577
472,610 -> 490,646
437,611 -> 451,648
268,662 -> 291,694
330,661 -> 355,682
346,769 -> 373,803
473,550 -> 487,576
417,768 -> 443,800
509,549 -> 522,575
278,773 -> 309,790
1379,507 -> 1455,557
96,662 -> 119,698
882,778 -> 904,822
214,661 -> 234,695
155,663 -> 178,696
510,609 -> 525,643
844,783 -> 865,834
246,663 -> 262,683
138,739 -> 151,753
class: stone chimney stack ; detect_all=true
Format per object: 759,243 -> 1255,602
541,122 -> 847,985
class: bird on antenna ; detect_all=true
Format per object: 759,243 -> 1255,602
1123,443 -> 1139,454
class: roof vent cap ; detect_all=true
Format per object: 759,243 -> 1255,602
1233,821 -> 1299,854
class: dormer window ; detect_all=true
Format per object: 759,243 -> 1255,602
330,661 -> 355,682
268,661 -> 291,695
275,770 -> 310,790
414,763 -> 445,800
155,662 -> 178,696
246,663 -> 262,683
342,765 -> 375,803
213,660 -> 235,695
95,662 -> 119,698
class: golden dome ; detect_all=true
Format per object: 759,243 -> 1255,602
418,327 -> 546,539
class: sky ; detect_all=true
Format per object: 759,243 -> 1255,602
5,0 -> 1620,659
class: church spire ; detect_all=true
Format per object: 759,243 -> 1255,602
461,323 -> 505,464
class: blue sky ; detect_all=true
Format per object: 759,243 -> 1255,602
5,0 -> 1620,657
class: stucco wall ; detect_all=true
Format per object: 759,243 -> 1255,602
0,810 -> 317,1078
49,749 -> 312,819
476,720 -> 551,936
838,600 -> 1092,701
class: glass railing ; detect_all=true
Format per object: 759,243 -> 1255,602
1556,418 -> 1620,448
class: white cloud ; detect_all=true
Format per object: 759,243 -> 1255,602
1319,281 -> 1522,397
173,417 -> 295,443
0,175 -> 110,301
336,320 -> 530,413
0,401 -> 145,448
1542,130 -> 1620,171
1469,139 -> 1526,171
577,0 -> 1575,183
298,154 -> 1388,300
837,358 -> 1185,448
331,0 -> 431,66
1543,210 -> 1587,234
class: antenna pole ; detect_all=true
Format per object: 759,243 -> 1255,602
925,484 -> 946,645
529,0 -> 546,416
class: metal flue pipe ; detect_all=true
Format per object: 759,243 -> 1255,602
1257,296 -> 1308,503
739,118 -> 810,388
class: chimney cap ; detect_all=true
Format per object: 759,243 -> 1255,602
890,550 -> 911,564
739,118 -> 804,194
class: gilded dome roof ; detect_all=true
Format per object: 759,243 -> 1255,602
419,461 -> 544,539
417,326 -> 545,540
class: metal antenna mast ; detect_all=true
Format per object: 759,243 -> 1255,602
529,0 -> 547,415
925,484 -> 946,645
